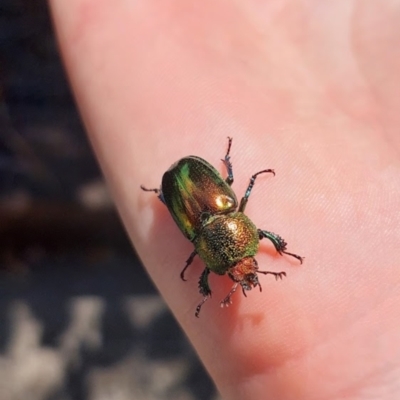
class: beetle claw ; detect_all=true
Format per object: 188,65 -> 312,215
220,297 -> 232,308
276,272 -> 286,280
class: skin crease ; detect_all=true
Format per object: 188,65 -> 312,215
49,1 -> 400,399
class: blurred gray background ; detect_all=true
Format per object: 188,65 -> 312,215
0,1 -> 219,399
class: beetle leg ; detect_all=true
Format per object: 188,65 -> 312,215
140,185 -> 165,204
258,229 -> 304,264
238,169 -> 275,212
220,282 -> 239,307
180,250 -> 197,281
222,136 -> 234,186
198,268 -> 211,296
195,297 -> 209,318
195,268 -> 212,317
258,270 -> 287,281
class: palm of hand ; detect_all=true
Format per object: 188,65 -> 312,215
51,1 -> 400,399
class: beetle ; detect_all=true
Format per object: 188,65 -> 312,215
141,138 -> 303,317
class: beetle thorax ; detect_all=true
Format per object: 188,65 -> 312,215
194,212 -> 259,275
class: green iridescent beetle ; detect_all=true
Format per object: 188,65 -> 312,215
141,138 -> 303,317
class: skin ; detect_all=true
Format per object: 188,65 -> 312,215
49,1 -> 400,399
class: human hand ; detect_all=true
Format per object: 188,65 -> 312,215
49,1 -> 400,399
